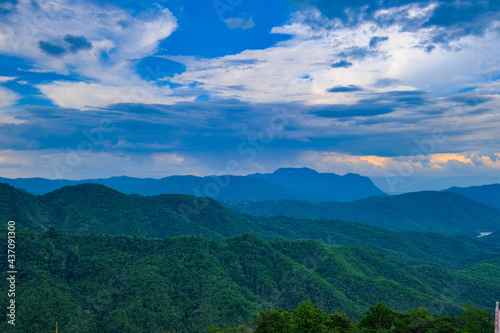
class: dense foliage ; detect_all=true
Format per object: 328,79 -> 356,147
445,183 -> 500,210
223,191 -> 500,236
1,182 -> 497,269
0,230 -> 499,332
1,183 -> 500,332
211,301 -> 493,333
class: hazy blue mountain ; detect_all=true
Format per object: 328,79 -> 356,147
223,191 -> 500,236
0,176 -> 79,195
249,167 -> 387,201
372,175 -> 500,194
0,167 -> 387,202
444,183 -> 500,210
134,174 -> 308,201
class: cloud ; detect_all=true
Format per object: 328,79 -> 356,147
224,17 -> 255,30
0,76 -> 16,83
0,86 -> 18,108
0,0 -> 178,107
38,41 -> 67,56
63,35 -> 92,53
0,93 -> 499,180
327,85 -> 364,93
301,151 -> 500,179
429,153 -> 473,168
169,7 -> 500,105
369,36 -> 389,48
372,78 -> 400,88
37,81 -> 194,109
294,0 -> 500,47
330,59 -> 353,68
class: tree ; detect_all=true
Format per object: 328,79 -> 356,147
325,312 -> 355,333
290,300 -> 329,333
358,303 -> 395,331
457,305 -> 494,333
254,309 -> 291,333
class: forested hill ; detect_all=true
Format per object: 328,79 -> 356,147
0,230 -> 498,332
0,167 -> 386,202
0,182 -> 496,268
223,191 -> 500,236
445,183 -> 500,210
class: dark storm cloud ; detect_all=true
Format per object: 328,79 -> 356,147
327,85 -> 364,93
38,35 -> 92,57
314,89 -> 432,119
369,36 -> 389,48
330,59 -> 353,68
338,47 -> 376,60
357,90 -> 430,106
0,91 -> 492,162
312,103 -> 394,118
63,35 -> 92,53
382,90 -> 428,105
38,41 -> 66,56
447,93 -> 493,107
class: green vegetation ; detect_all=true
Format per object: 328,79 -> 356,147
210,301 -> 493,333
2,183 -> 500,332
223,191 -> 500,236
445,183 -> 500,210
1,182 -> 496,269
1,230 -> 499,332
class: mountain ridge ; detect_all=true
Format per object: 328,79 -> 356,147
0,167 -> 385,202
222,190 -> 500,236
0,181 -> 495,268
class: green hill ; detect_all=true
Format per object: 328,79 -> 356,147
223,191 -> 500,236
0,182 -> 491,268
445,183 -> 500,210
0,230 -> 498,332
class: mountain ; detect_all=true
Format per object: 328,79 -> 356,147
249,167 -> 387,201
0,167 -> 386,201
0,182 -> 493,268
1,230 -> 498,332
223,191 -> 500,236
444,183 -> 500,210
2,182 -> 500,331
372,175 -> 500,194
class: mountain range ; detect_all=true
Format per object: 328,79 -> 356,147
1,230 -> 498,332
223,190 -> 500,236
445,183 -> 500,210
0,182 -> 497,266
0,167 -> 386,202
2,181 -> 500,331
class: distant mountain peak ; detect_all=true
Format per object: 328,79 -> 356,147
272,167 -> 320,175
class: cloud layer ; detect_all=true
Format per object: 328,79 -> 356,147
0,0 -> 499,185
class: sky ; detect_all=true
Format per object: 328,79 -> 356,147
0,0 -> 500,193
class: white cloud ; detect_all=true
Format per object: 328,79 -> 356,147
37,81 -> 195,109
168,7 -> 500,105
0,149 -> 201,180
0,0 -> 179,108
0,76 -> 16,83
0,86 -> 18,108
300,151 -> 500,179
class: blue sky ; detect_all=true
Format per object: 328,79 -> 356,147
0,0 -> 500,192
